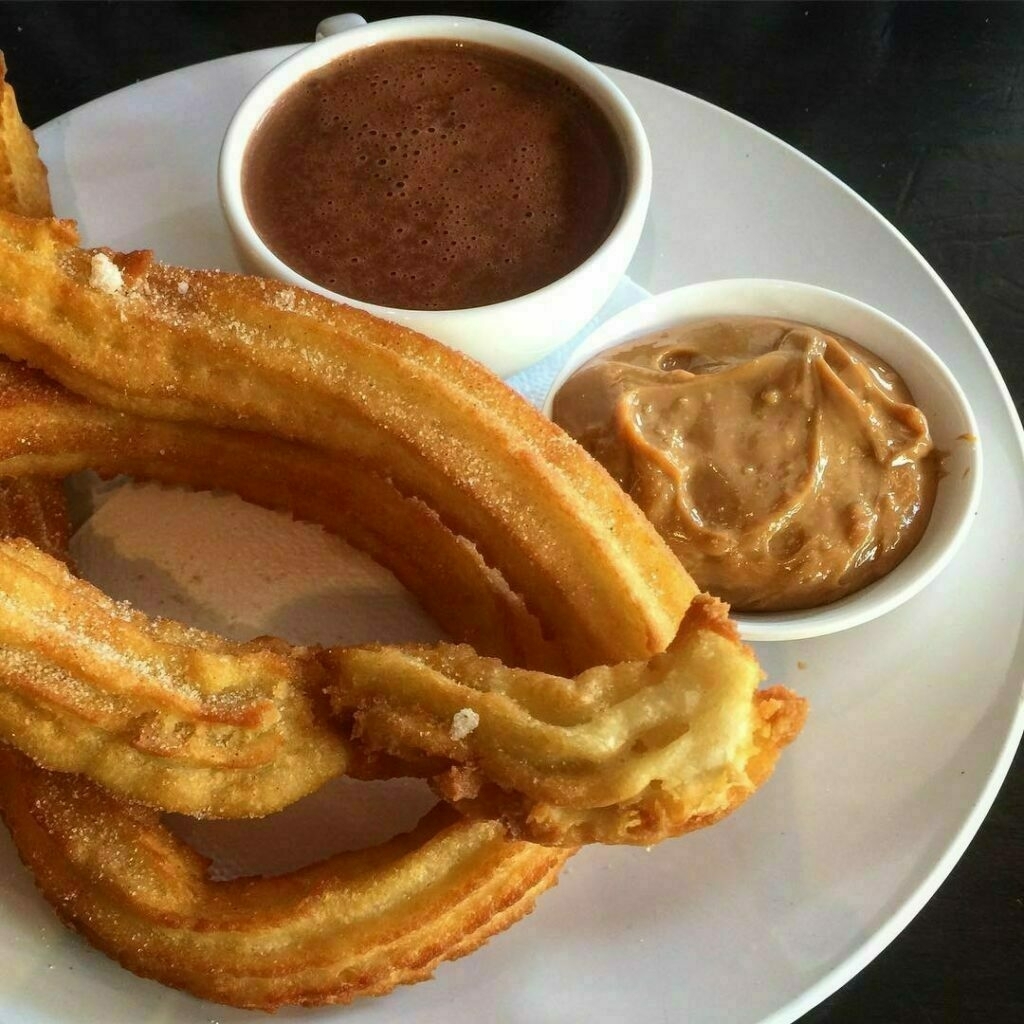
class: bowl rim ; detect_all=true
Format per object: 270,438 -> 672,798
543,278 -> 984,642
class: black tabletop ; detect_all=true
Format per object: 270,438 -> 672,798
1,3 -> 1021,1022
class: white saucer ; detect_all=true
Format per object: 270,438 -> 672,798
1,45 -> 1021,1024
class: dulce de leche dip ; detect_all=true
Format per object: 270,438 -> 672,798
552,317 -> 939,611
243,40 -> 626,311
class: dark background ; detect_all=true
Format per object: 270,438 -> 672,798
1,3 -> 1021,1022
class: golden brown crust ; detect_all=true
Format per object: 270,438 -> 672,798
0,68 -> 551,1012
0,57 -> 53,219
0,57 -> 67,560
0,358 -> 566,673
327,596 -> 807,846
0,208 -> 698,670
0,538 -> 352,817
0,536 -> 805,840
0,746 -> 571,1011
0,476 -> 68,559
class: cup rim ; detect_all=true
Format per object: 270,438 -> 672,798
218,14 -> 652,321
543,278 -> 984,642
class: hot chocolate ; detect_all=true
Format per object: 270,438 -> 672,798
243,39 -> 627,311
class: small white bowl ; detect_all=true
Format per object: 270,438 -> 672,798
543,279 -> 983,642
219,14 -> 651,379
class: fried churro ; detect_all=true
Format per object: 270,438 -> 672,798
0,747 -> 571,1010
328,596 -> 805,846
0,207 -> 698,671
0,358 -> 564,672
0,536 -> 804,841
0,537 -> 349,817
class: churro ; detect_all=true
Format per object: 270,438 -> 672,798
0,208 -> 698,670
329,595 -> 806,846
0,537 -> 348,817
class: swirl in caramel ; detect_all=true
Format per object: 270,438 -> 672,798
552,317 -> 939,611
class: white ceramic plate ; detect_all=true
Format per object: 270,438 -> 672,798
2,46 -> 1022,1024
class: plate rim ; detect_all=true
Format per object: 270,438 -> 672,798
14,43 -> 1024,1024
609,65 -> 1024,1022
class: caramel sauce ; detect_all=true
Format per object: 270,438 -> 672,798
552,317 -> 939,612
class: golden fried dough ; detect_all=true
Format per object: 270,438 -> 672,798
0,57 -> 52,218
0,746 -> 570,1010
0,535 -> 804,842
0,208 -> 697,670
0,476 -> 68,560
0,537 -> 349,817
0,358 -> 565,672
0,56 -> 66,560
0,66 -> 573,1012
0,71 -> 806,1010
328,596 -> 806,845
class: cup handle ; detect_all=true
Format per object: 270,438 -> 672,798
315,13 -> 368,40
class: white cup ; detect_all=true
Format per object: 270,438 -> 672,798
219,13 -> 652,378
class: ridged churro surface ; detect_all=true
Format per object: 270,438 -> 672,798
329,596 -> 806,845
